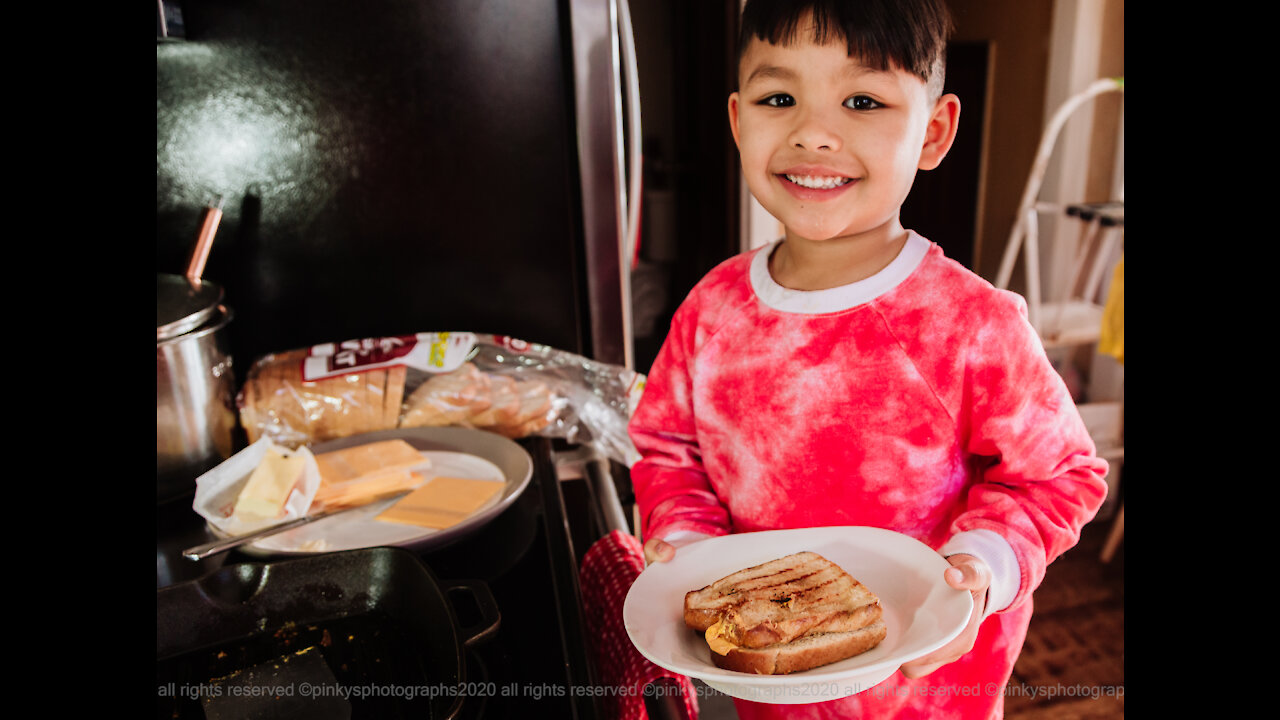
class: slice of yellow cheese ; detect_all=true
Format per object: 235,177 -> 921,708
312,469 -> 425,511
235,448 -> 306,522
314,439 -> 427,484
375,476 -> 504,529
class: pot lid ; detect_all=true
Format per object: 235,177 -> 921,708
158,273 -> 224,341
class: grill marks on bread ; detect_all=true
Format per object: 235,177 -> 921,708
684,551 -> 888,673
726,563 -> 850,605
684,551 -> 882,649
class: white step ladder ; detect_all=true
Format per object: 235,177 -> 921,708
994,77 -> 1125,561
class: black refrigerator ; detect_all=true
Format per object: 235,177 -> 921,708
155,2 -> 690,719
157,0 -> 640,375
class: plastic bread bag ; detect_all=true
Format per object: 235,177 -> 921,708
237,332 -> 645,467
465,334 -> 646,466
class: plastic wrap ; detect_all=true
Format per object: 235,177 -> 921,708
237,332 -> 645,466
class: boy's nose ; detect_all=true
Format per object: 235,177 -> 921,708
788,107 -> 842,152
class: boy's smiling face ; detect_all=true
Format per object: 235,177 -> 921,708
729,31 -> 958,246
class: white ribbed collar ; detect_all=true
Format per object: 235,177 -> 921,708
749,231 -> 930,314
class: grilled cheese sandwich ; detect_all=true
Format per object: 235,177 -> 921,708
684,551 -> 886,674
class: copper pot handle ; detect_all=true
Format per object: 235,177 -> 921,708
185,197 -> 224,286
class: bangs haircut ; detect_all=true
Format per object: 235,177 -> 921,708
738,0 -> 953,97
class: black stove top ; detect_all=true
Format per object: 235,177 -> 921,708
156,437 -> 614,719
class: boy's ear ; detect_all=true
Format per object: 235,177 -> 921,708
728,92 -> 743,150
918,92 -> 961,171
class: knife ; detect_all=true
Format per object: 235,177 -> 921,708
182,491 -> 411,561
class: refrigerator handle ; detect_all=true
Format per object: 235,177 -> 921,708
568,0 -> 635,369
617,0 -> 643,272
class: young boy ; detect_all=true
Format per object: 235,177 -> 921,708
627,1 -> 1109,718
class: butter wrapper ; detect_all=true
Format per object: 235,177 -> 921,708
192,437 -> 322,536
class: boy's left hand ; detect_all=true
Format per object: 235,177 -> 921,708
898,553 -> 990,679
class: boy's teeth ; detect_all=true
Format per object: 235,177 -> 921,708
785,174 -> 851,189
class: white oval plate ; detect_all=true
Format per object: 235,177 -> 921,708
623,526 -> 973,704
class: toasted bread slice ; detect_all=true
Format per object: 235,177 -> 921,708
685,551 -> 882,649
710,621 -> 887,675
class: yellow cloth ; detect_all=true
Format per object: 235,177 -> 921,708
1097,254 -> 1124,364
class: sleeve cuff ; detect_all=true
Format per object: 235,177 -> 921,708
938,529 -> 1021,619
655,530 -> 714,548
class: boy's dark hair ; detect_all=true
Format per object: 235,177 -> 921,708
738,0 -> 953,97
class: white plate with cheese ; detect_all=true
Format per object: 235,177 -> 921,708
623,526 -> 973,704
209,427 -> 533,556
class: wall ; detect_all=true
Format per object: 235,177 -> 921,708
1088,0 -> 1124,204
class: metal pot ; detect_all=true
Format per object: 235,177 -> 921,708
157,273 -> 237,503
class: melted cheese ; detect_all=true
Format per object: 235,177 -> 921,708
705,618 -> 738,656
235,448 -> 305,522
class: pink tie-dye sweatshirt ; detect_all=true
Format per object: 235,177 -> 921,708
628,232 -> 1108,719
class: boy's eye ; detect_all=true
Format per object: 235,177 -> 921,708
759,93 -> 795,108
844,95 -> 883,111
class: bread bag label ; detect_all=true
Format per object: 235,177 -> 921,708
302,332 -> 477,381
625,374 -> 647,417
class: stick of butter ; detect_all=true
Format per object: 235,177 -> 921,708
234,447 -> 306,523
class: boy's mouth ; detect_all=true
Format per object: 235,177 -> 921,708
782,174 -> 853,190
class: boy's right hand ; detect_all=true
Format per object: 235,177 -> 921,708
643,537 -> 675,565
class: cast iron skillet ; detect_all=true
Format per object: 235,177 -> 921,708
157,546 -> 499,719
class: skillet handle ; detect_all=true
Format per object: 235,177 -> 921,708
442,579 -> 501,648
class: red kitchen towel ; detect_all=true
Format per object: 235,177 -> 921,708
580,529 -> 699,720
